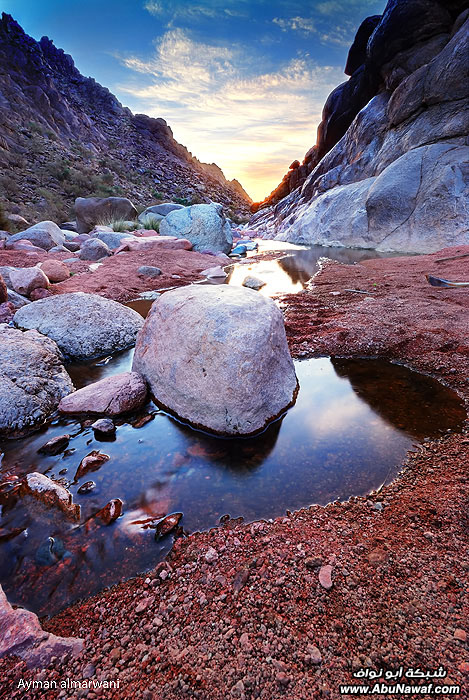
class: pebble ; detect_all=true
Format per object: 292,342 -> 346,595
205,547 -> 218,564
454,629 -> 467,642
319,564 -> 333,590
91,418 -> 116,435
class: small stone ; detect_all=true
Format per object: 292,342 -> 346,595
38,434 -> 70,456
155,513 -> 183,540
138,266 -> 162,278
95,498 -> 123,525
454,629 -> 467,642
82,663 -> 95,679
305,556 -> 322,570
77,481 -> 96,495
307,645 -> 322,664
108,647 -> 121,664
91,418 -> 116,435
242,276 -> 266,291
74,451 -> 110,481
319,564 -> 333,590
276,671 -> 290,686
205,547 -> 218,564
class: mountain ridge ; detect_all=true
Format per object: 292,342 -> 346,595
0,13 -> 251,225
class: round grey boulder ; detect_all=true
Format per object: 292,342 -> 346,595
90,231 -> 137,250
0,327 -> 73,437
159,203 -> 233,254
14,292 -> 144,360
132,285 -> 297,435
6,221 -> 66,251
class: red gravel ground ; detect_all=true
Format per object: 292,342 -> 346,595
0,246 -> 468,699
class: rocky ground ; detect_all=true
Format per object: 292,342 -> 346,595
0,245 -> 468,699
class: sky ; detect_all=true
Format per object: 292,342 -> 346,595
3,0 -> 386,200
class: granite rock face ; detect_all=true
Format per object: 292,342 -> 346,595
14,292 -> 144,360
0,327 -> 73,437
132,285 -> 298,435
250,1 -> 468,253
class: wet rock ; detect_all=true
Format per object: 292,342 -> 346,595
14,292 -> 144,360
59,371 -> 147,415
75,196 -> 138,234
0,327 -> 73,437
160,203 -> 233,254
9,266 -> 49,297
138,265 -> 162,278
6,221 -> 66,251
39,259 -> 70,282
95,498 -> 123,525
21,472 -> 80,520
230,244 -> 247,256
79,237 -> 112,261
91,418 -> 116,435
319,564 -> 333,590
0,584 -> 83,668
38,434 -> 70,455
242,276 -> 266,291
155,512 -> 183,540
132,285 -> 298,435
35,536 -> 66,566
75,451 -> 110,481
77,480 -> 96,495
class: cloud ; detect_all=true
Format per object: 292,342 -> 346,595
144,1 -> 163,15
273,16 -> 316,35
117,29 -> 343,200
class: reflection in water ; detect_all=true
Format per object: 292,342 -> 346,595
226,244 -> 398,297
0,356 -> 464,615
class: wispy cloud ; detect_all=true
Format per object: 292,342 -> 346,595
117,29 -> 344,200
273,16 -> 316,35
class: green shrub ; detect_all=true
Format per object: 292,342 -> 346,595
151,190 -> 164,200
139,215 -> 160,232
173,197 -> 190,206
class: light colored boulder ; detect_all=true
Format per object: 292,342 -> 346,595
9,266 -> 49,296
0,584 -> 83,668
79,237 -> 112,260
59,371 -> 147,415
132,285 -> 298,435
139,203 -> 185,223
75,196 -> 138,234
160,203 -> 233,254
39,259 -> 70,282
14,292 -> 144,360
6,221 -> 65,251
0,327 -> 73,437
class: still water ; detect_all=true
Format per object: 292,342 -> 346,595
0,352 -> 465,616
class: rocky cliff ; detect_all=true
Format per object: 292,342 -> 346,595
0,14 -> 251,224
250,0 -> 469,253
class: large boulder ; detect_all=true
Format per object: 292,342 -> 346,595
75,197 -> 138,234
6,221 -> 66,251
0,327 -> 73,437
138,202 -> 185,225
59,371 -> 147,415
132,285 -> 298,435
0,584 -> 83,668
159,203 -> 233,254
14,292 -> 144,360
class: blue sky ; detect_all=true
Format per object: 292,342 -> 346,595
3,0 -> 386,199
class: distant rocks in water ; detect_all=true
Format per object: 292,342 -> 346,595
77,480 -> 96,495
242,276 -> 266,291
0,584 -> 83,668
9,266 -> 49,297
138,265 -> 162,278
74,451 -> 110,481
0,327 -> 73,437
21,472 -> 80,520
6,221 -> 66,251
74,196 -> 138,234
59,371 -> 147,415
79,237 -> 112,261
159,203 -> 233,254
251,3 -> 469,253
132,285 -> 298,435
39,259 -> 70,282
14,292 -> 144,360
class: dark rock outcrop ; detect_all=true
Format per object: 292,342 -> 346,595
0,13 -> 251,222
250,0 -> 469,253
